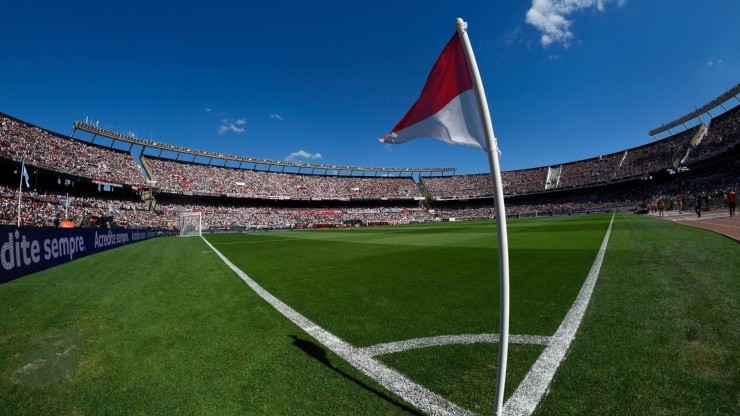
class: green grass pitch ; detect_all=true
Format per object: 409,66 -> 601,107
0,213 -> 737,415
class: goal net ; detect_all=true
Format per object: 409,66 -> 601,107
178,211 -> 202,237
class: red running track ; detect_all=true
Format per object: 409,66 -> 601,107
652,210 -> 740,242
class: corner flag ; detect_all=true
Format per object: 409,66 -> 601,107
380,34 -> 487,149
381,19 -> 511,416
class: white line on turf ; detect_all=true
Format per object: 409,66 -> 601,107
503,214 -> 615,416
201,235 -> 474,416
204,214 -> 615,415
361,334 -> 551,357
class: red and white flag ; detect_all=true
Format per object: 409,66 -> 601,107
380,34 -> 487,150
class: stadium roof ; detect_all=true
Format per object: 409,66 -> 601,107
649,83 -> 740,136
72,121 -> 456,176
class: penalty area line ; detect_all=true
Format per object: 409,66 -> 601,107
200,235 -> 473,416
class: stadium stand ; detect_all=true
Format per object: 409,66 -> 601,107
1,114 -> 145,187
421,167 -> 552,200
0,184 -> 164,228
142,156 -> 423,201
422,123 -> 710,200
1,91 -> 737,230
616,125 -> 699,178
684,104 -> 740,164
156,200 -> 433,230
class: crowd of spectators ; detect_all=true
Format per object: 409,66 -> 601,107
432,168 -> 738,220
2,177 -> 433,230
143,156 -> 422,201
0,185 -> 163,228
504,167 -> 550,194
421,174 -> 495,200
434,194 -> 632,220
685,105 -> 740,163
555,126 -> 698,188
158,201 -> 433,230
556,152 -> 625,189
421,167 -> 550,200
4,165 -> 736,230
0,114 -> 145,187
423,125 -> 706,199
617,125 -> 699,178
1,101 -> 737,233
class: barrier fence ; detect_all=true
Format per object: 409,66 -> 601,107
0,226 -> 175,284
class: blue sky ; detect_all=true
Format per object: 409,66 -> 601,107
1,1 -> 738,174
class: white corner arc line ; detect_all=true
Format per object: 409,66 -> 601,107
361,334 -> 551,357
503,214 -> 615,416
200,236 -> 474,416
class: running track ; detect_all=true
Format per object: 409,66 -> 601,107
654,209 -> 740,242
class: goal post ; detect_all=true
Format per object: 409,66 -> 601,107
178,211 -> 202,237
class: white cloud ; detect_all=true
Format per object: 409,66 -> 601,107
503,27 -> 523,46
204,108 -> 212,113
269,114 -> 284,121
285,150 -> 322,162
218,118 -> 246,134
525,0 -> 625,48
707,59 -> 723,67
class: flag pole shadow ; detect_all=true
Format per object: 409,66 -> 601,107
289,335 -> 424,415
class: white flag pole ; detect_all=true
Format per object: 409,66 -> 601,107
455,18 -> 511,416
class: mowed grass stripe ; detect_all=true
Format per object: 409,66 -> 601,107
3,214 -> 727,415
0,237 -> 418,415
204,215 -> 611,414
207,215 -> 610,347
201,235 -> 473,416
211,223 -> 497,248
533,214 -> 739,415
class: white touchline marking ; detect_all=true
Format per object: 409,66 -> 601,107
361,334 -> 551,357
201,236 -> 474,416
503,214 -> 615,416
203,214 -> 615,415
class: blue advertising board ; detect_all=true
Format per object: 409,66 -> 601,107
0,227 -> 174,284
